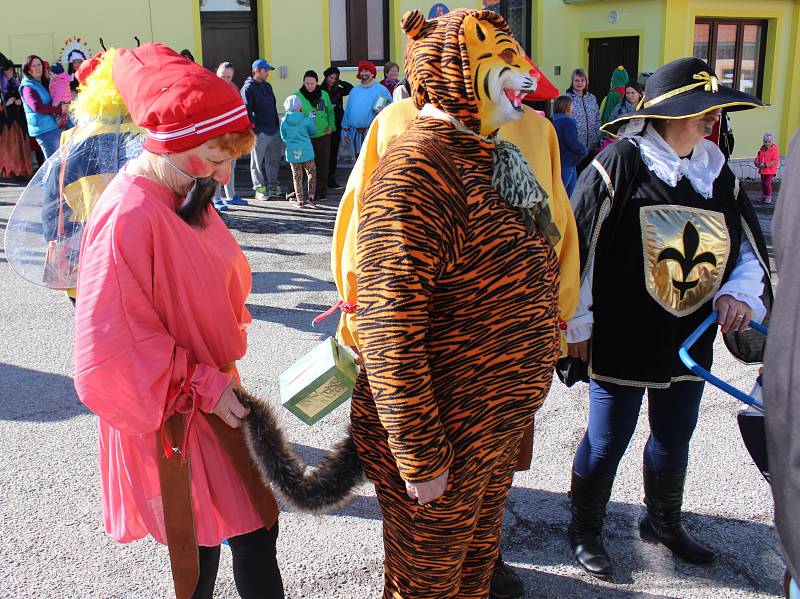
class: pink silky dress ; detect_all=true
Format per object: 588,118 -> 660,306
74,169 -> 265,546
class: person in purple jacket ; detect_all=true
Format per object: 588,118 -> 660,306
552,95 -> 588,197
18,55 -> 68,159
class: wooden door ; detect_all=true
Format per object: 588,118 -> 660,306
201,11 -> 259,89
588,36 -> 639,103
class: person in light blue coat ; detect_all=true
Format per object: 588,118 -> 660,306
280,95 -> 317,207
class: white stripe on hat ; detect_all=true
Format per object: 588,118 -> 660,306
147,105 -> 248,141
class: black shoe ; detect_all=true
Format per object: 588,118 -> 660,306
639,467 -> 715,565
489,555 -> 524,599
328,179 -> 344,190
568,470 -> 614,580
317,192 -> 327,200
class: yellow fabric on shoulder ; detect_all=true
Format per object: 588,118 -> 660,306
331,98 -> 579,350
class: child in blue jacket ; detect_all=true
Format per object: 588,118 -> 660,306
552,95 -> 588,197
280,95 -> 317,207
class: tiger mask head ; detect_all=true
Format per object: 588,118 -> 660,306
402,9 -> 552,137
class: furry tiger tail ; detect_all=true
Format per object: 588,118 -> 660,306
237,388 -> 365,513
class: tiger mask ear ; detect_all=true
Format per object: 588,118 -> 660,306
401,10 -> 427,40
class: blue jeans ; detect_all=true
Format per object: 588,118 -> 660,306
36,128 -> 62,160
572,379 -> 705,479
561,166 -> 577,197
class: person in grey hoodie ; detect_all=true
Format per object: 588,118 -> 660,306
566,68 -> 601,173
242,58 -> 282,200
764,128 -> 800,596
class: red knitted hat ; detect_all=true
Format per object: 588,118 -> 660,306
112,42 -> 252,153
358,60 -> 377,77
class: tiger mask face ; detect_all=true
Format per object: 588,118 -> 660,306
463,15 -> 538,136
402,9 -> 549,138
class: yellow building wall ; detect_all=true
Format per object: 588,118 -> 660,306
662,0 -> 798,158
1,0 -> 195,66
536,0 -> 664,92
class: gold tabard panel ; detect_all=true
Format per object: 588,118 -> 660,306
640,206 -> 730,317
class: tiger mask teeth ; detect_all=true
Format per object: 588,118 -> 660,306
503,89 -> 526,112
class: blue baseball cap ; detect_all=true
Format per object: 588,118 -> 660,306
252,59 -> 275,71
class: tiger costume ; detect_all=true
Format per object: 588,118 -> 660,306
351,9 -> 561,597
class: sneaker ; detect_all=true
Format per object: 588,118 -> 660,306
254,185 -> 268,201
297,199 -> 305,208
317,192 -> 327,200
306,197 -> 317,208
225,194 -> 248,206
489,556 -> 524,599
328,179 -> 344,190
763,196 -> 772,204
286,191 -> 297,200
268,184 -> 283,198
212,198 -> 229,212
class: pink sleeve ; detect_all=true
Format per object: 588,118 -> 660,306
74,204 -> 230,435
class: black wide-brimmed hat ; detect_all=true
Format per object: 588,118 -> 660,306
602,57 -> 765,135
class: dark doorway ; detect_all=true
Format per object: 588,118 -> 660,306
201,8 -> 259,88
587,36 -> 639,104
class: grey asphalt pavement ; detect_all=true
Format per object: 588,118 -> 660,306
0,170 -> 784,598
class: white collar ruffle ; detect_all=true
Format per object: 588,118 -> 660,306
633,123 -> 725,199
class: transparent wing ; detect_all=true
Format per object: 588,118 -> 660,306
4,120 -> 144,289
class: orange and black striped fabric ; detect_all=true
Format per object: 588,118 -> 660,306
353,117 -> 560,597
350,8 -> 562,597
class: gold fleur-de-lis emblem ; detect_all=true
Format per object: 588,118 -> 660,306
656,221 -> 717,299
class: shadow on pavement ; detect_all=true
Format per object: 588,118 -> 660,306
251,271 -> 336,295
222,209 -> 336,237
503,485 -> 782,596
239,244 -> 305,257
246,303 -> 337,337
276,464 -> 780,596
0,362 -> 89,422
514,567 -> 672,598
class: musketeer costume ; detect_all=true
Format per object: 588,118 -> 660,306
565,57 -> 771,580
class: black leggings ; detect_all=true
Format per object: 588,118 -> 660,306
191,524 -> 284,599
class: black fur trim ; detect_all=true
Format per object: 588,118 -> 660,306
237,388 -> 365,513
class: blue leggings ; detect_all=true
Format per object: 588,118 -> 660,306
572,379 -> 705,479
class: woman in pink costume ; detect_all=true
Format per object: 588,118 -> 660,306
73,44 -> 284,599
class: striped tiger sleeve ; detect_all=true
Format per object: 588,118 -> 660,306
356,139 -> 466,483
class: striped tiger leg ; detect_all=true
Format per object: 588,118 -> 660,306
458,435 -> 522,597
353,368 -> 527,599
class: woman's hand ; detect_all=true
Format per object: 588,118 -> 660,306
212,380 -> 250,428
717,295 -> 753,334
404,469 -> 448,505
567,340 -> 590,362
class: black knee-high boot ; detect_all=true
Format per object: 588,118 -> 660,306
639,467 -> 716,565
568,470 -> 615,579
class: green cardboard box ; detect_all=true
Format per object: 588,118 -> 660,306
279,337 -> 360,425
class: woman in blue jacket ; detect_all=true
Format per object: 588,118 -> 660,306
552,95 -> 588,197
18,55 -> 66,159
280,95 -> 317,207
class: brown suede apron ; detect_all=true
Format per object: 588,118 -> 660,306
156,369 -> 279,599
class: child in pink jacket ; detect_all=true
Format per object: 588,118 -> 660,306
755,132 -> 780,204
48,63 -> 72,128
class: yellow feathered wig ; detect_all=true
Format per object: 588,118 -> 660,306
70,49 -> 132,124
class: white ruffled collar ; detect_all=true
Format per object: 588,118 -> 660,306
633,123 -> 725,199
